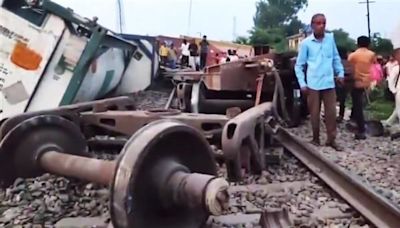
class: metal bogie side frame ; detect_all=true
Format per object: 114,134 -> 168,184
79,109 -> 229,138
0,96 -> 137,140
0,94 -> 232,148
221,102 -> 274,182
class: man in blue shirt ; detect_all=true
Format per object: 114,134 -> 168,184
295,13 -> 345,151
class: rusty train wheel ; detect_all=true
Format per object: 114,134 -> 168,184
110,119 -> 217,228
0,115 -> 88,187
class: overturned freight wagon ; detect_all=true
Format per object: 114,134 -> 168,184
0,0 -> 157,123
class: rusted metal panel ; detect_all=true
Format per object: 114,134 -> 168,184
170,54 -> 289,114
202,57 -> 276,93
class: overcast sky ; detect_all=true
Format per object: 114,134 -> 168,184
53,0 -> 400,44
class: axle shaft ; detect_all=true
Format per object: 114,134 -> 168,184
39,151 -> 116,186
38,150 -> 229,216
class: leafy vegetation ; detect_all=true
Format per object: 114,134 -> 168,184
234,0 -> 394,56
345,87 -> 395,120
366,98 -> 394,120
234,0 -> 307,52
330,29 -> 356,53
365,87 -> 394,120
371,33 -> 394,57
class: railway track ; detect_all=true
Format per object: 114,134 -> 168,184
290,122 -> 400,210
0,89 -> 399,227
270,126 -> 400,228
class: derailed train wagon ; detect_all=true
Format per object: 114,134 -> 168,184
0,0 -> 157,123
167,49 -> 303,127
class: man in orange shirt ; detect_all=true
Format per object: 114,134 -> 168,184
347,36 -> 376,139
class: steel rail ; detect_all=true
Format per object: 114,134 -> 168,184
265,119 -> 400,228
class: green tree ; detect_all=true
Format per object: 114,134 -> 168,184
253,0 -> 308,30
249,27 -> 288,52
249,0 -> 308,52
284,16 -> 305,37
249,27 -> 285,45
371,33 -> 394,56
330,29 -> 356,53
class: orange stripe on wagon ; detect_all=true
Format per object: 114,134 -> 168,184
10,41 -> 42,71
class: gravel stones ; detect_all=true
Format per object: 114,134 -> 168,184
129,90 -> 170,110
0,174 -> 111,226
289,119 -> 400,209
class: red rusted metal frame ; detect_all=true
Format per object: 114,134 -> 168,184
203,58 -> 274,92
169,56 -> 276,92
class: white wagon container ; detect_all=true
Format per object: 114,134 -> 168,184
0,0 -> 157,123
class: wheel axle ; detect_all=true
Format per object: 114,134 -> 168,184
0,116 -> 229,228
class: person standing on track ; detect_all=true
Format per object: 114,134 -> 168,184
180,39 -> 190,68
347,36 -> 376,140
294,13 -> 345,151
382,54 -> 399,126
199,35 -> 209,70
336,48 -> 354,123
384,48 -> 400,127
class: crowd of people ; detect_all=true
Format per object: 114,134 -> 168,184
295,13 -> 400,151
158,35 -> 244,71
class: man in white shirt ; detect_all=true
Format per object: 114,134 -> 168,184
229,50 -> 239,62
180,39 -> 190,68
385,55 -> 398,79
382,48 -> 400,126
